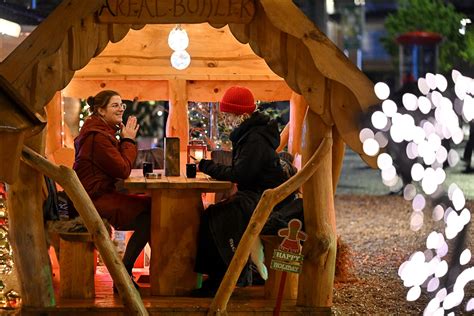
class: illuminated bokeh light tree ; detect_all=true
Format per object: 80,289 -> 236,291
361,71 -> 474,313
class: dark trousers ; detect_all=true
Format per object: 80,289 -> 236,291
194,211 -> 227,285
116,211 -> 151,274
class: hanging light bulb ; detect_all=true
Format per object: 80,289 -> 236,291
0,18 -> 21,38
168,25 -> 189,51
170,50 -> 191,70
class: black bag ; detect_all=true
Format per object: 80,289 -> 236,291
43,176 -> 60,222
43,176 -> 79,221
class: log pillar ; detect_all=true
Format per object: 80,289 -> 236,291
297,110 -> 336,310
7,129 -> 55,307
289,92 -> 307,156
45,92 -> 63,160
166,79 -> 189,152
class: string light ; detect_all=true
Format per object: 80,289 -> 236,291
168,25 -> 191,70
0,189 -> 22,309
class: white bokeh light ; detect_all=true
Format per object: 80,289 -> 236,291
432,205 -> 444,221
418,77 -> 430,95
403,184 -> 417,200
426,73 -> 437,90
435,74 -> 448,92
412,194 -> 426,211
374,82 -> 390,100
370,71 -> 474,313
407,286 -> 421,301
418,96 -> 432,114
377,153 -> 393,170
374,131 -> 389,148
460,249 -> 471,265
363,138 -> 380,156
403,93 -> 419,111
359,128 -> 374,143
371,111 -> 388,130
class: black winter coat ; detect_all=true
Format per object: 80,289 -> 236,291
199,112 -> 286,193
198,112 -> 287,270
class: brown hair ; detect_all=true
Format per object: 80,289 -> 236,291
87,90 -> 120,115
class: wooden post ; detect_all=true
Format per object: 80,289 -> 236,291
166,79 -> 189,152
45,92 -> 63,160
7,131 -> 56,307
297,110 -> 336,310
288,92 -> 307,156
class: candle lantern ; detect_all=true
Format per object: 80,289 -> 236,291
187,140 -> 207,163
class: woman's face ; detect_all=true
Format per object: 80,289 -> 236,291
98,95 -> 125,126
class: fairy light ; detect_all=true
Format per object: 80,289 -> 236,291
364,73 -> 474,314
0,189 -> 22,309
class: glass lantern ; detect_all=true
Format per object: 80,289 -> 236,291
187,140 -> 207,163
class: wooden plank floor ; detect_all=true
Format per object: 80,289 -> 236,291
19,267 -> 331,315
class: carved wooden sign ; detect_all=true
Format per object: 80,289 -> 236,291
98,0 -> 256,24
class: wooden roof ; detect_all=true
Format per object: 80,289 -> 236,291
63,23 -> 293,102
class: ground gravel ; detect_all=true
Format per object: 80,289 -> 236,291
332,195 -> 474,315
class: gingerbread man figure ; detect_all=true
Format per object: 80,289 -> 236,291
277,219 -> 307,254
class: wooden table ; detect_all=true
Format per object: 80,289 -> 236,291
124,169 -> 233,296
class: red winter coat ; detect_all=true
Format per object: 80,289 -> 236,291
73,115 -> 150,227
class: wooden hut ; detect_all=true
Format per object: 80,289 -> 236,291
0,0 -> 379,315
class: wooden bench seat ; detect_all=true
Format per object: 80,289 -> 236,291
58,232 -> 96,299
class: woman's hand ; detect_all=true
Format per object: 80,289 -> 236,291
120,116 -> 139,140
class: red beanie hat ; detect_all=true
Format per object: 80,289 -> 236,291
219,86 -> 256,115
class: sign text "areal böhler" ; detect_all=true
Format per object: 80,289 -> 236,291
98,0 -> 256,24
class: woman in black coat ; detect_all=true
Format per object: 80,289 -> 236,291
193,86 -> 288,297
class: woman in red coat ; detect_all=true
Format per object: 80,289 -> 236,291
73,90 -> 150,289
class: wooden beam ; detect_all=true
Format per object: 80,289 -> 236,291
63,80 -> 169,100
288,92 -> 307,156
187,80 -> 291,102
166,79 -> 189,152
63,79 -> 291,102
45,92 -> 63,159
74,55 -> 282,81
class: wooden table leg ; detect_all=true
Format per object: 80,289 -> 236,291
150,189 -> 203,296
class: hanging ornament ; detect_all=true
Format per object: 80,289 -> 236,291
170,50 -> 191,70
168,25 -> 189,51
168,24 -> 191,70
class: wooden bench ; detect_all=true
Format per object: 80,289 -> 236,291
58,232 -> 96,299
260,235 -> 299,300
